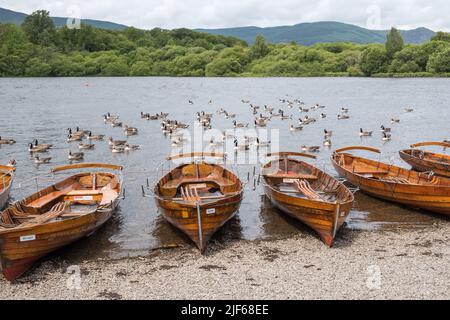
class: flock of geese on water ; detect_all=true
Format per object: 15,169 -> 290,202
2,99 -> 448,168
0,113 -> 142,167
138,98 -> 423,154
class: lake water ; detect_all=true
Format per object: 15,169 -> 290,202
0,77 -> 449,260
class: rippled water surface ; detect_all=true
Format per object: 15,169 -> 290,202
1,77 -> 449,259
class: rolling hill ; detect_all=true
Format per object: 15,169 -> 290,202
0,7 -> 127,30
197,21 -> 436,45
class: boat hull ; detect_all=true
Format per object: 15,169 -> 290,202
400,150 -> 450,178
263,185 -> 352,247
0,182 -> 12,210
156,193 -> 242,253
332,159 -> 450,217
0,203 -> 118,281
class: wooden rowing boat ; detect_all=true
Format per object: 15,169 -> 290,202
153,152 -> 243,253
0,165 -> 15,210
331,146 -> 450,217
0,163 -> 123,281
399,141 -> 450,178
262,152 -> 354,247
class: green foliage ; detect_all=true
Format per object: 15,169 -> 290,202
385,27 -> 404,59
431,32 -> 450,42
0,10 -> 449,77
21,10 -> 56,46
250,35 -> 269,59
360,46 -> 388,76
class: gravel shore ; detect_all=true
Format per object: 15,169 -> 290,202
1,222 -> 449,300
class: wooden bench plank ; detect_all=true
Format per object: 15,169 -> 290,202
27,186 -> 73,209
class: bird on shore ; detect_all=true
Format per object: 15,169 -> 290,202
6,160 -> 16,168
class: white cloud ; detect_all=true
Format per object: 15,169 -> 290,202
2,0 -> 449,31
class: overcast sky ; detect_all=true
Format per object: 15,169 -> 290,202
2,0 -> 450,31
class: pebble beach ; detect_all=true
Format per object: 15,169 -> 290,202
1,220 -> 449,300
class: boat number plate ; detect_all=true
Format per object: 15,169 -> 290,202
74,196 -> 94,201
283,179 -> 296,184
206,208 -> 216,215
20,235 -> 36,242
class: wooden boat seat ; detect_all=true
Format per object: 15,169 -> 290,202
351,169 -> 389,175
265,172 -> 318,180
162,176 -> 234,190
66,190 -> 102,196
21,202 -> 68,226
26,185 -> 74,209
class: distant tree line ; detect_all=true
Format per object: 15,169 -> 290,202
0,10 -> 449,77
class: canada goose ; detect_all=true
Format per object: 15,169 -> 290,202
33,140 -> 53,150
359,128 -> 373,137
34,156 -> 51,164
299,107 -> 309,113
380,125 -> 391,133
316,104 -> 326,109
301,145 -> 321,153
300,116 -> 316,125
341,107 -> 349,113
320,113 -> 327,118
67,128 -> 84,139
254,119 -> 268,128
88,131 -> 104,140
159,112 -> 169,118
108,137 -> 127,147
171,138 -> 184,147
444,139 -> 450,144
28,143 -> 49,153
111,121 -> 123,128
323,139 -> 332,147
0,136 -> 16,145
200,111 -> 213,118
68,151 -> 84,161
382,132 -> 392,141
338,114 -> 350,120
324,129 -> 333,137
147,114 -> 159,120
391,118 -> 400,123
125,143 -> 140,151
224,111 -> 236,119
140,111 -> 150,118
404,107 -> 414,113
111,146 -> 125,153
242,100 -> 250,104
75,127 -> 89,136
233,121 -> 248,128
290,125 -> 303,132
254,138 -> 271,148
67,134 -> 83,143
188,100 -> 194,105
79,142 -> 95,150
103,113 -> 119,123
279,111 -> 292,120
264,105 -> 274,113
124,125 -> 138,135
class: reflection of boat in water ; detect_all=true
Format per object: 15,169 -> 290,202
400,141 -> 450,178
332,146 -> 450,217
0,164 -> 15,210
153,153 -> 243,253
262,152 -> 354,247
0,163 -> 123,281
